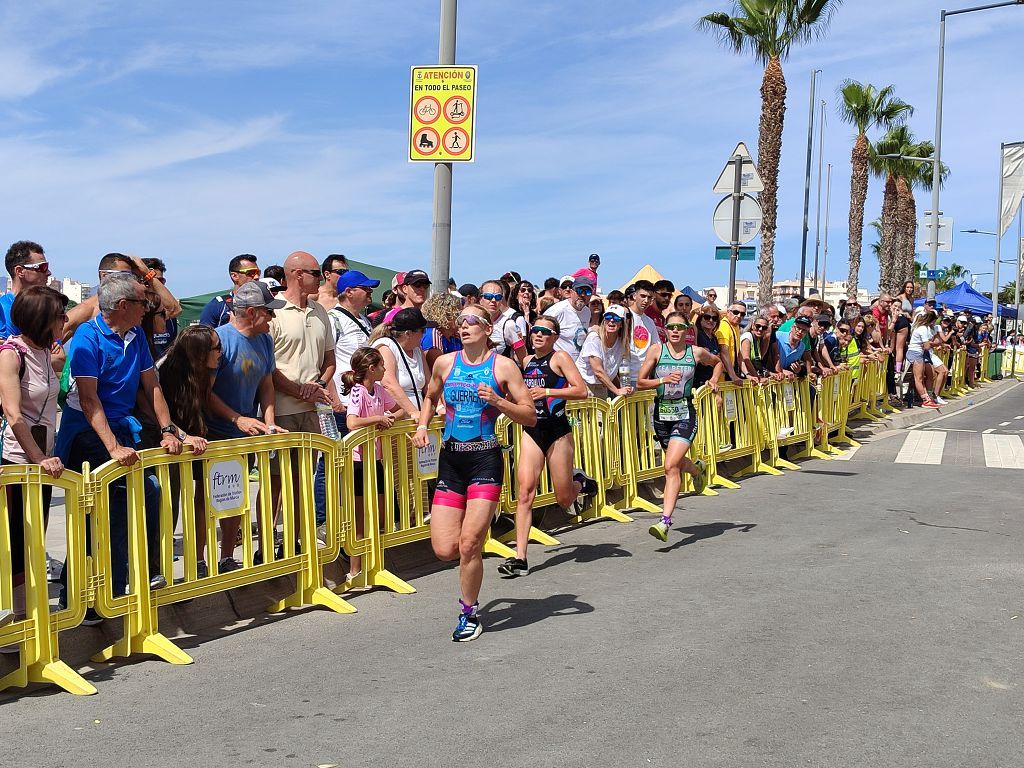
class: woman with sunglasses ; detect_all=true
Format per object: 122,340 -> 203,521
412,304 -> 535,642
740,311 -> 781,381
637,312 -> 717,542
513,280 -> 538,329
576,304 -> 632,398
497,316 -> 595,578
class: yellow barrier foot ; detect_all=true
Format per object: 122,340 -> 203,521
699,487 -> 719,497
93,631 -> 192,665
308,586 -> 359,613
622,497 -> 661,515
598,504 -> 634,522
773,458 -> 801,471
499,526 -> 560,547
734,462 -> 783,478
369,569 -> 416,595
710,474 -> 741,490
483,537 -> 515,559
267,590 -> 304,614
8,660 -> 97,696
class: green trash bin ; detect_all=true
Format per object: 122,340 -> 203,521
988,348 -> 1004,379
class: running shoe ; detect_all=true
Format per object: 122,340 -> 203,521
452,612 -> 483,642
922,399 -> 940,408
649,520 -> 670,542
934,396 -> 948,406
149,573 -> 167,591
81,608 -> 104,627
196,561 -> 209,579
0,608 -> 14,628
573,468 -> 598,499
497,557 -> 529,577
218,557 -> 243,573
692,458 -> 708,495
316,523 -> 328,546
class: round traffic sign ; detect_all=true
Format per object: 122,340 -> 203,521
713,194 -> 762,245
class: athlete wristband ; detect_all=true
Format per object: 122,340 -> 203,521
416,425 -> 428,431
544,388 -> 550,397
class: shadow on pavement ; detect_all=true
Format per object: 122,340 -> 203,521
480,593 -> 594,633
657,521 -> 756,553
528,542 -> 632,574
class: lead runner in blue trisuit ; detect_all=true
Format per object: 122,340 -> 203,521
412,303 -> 535,642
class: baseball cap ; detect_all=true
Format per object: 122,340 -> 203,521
793,315 -> 813,328
604,304 -> 627,320
234,281 -> 285,310
956,314 -> 968,322
337,270 -> 381,293
403,269 -> 431,286
258,277 -> 284,294
816,313 -> 832,324
391,272 -> 406,290
572,276 -> 595,291
588,253 -> 601,264
501,270 -> 522,284
458,283 -> 479,298
559,275 -> 575,287
391,307 -> 427,332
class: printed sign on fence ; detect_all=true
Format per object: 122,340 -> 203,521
208,459 -> 246,514
416,432 -> 440,479
723,390 -> 738,420
832,377 -> 840,399
783,383 -> 796,410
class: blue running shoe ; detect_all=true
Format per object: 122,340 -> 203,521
452,612 -> 483,642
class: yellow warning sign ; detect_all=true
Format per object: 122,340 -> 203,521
409,65 -> 476,163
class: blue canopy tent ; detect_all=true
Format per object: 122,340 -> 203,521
913,281 -> 1017,319
678,285 -> 706,303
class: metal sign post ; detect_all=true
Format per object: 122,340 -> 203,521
430,0 -> 456,293
728,153 -> 743,305
712,143 -> 764,305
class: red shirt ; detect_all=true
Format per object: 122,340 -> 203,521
871,304 -> 889,341
645,304 -> 667,342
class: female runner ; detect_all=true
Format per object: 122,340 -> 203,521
412,303 -> 536,642
637,311 -> 719,542
497,316 -> 595,578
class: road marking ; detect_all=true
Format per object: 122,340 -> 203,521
1015,415 -> 1024,420
895,431 -> 946,465
834,445 -> 860,461
925,428 -> 976,433
984,428 -> 996,434
982,434 -> 1024,469
999,421 -> 1011,426
902,381 -> 1021,429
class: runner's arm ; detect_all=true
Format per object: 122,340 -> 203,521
492,356 -> 537,427
550,350 -> 588,400
636,344 -> 663,390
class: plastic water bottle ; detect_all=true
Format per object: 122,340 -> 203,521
316,402 -> 341,441
618,360 -> 632,391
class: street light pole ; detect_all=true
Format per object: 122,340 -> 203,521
821,163 -> 833,298
430,0 -> 457,292
927,0 -> 1024,301
799,69 -> 821,298
812,99 -> 826,294
993,142 -> 1005,339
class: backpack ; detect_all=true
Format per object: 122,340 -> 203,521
0,341 -> 28,418
499,311 -> 524,358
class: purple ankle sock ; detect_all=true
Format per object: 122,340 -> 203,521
660,515 -> 672,526
459,598 -> 478,616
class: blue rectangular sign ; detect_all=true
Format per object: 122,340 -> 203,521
715,246 -> 755,261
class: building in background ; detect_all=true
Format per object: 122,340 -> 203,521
702,277 -> 870,308
1,275 -> 93,304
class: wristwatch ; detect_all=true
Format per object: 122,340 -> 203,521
315,378 -> 327,388
160,425 -> 182,440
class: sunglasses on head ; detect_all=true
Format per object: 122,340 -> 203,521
530,325 -> 556,337
480,292 -> 504,302
602,313 -> 623,323
456,313 -> 487,327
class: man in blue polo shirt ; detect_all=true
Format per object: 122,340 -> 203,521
776,314 -> 813,379
57,273 -> 185,620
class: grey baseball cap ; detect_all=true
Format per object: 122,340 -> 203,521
233,281 -> 285,310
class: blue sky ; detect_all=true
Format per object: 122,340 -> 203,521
2,1 -> 1022,298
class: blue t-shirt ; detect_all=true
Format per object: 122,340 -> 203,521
207,324 -> 275,438
0,292 -> 18,338
421,325 -> 462,355
199,294 -> 234,328
776,330 -> 807,369
65,316 -> 155,421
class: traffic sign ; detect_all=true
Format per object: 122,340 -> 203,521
713,194 -> 762,245
918,268 -> 947,280
715,246 -> 755,261
918,216 -> 953,252
409,65 -> 477,163
713,142 -> 765,193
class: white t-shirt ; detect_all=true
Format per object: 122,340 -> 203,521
329,305 -> 373,405
576,331 -> 624,385
371,337 -> 426,410
627,309 -> 658,377
489,307 -> 527,356
908,325 -> 934,354
544,299 -> 591,361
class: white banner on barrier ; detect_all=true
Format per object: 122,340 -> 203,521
209,459 -> 246,514
416,432 -> 440,479
783,383 -> 796,411
723,390 -> 738,420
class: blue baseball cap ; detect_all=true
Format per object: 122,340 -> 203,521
336,270 -> 380,292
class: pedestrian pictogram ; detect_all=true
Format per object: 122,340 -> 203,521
409,65 -> 477,162
414,127 -> 440,156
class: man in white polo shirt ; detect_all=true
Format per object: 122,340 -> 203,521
543,275 -> 593,362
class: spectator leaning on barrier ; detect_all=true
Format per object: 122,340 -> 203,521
775,314 -> 813,380
648,279 -> 674,342
717,302 -> 746,383
576,303 -> 630,398
625,280 -> 659,382
741,310 -> 781,380
0,286 -> 68,628
544,276 -> 593,362
316,253 -> 350,312
199,254 -> 260,328
370,307 -> 429,421
56,272 -> 188,619
0,241 -> 52,340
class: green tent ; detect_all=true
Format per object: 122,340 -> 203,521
178,259 -> 398,325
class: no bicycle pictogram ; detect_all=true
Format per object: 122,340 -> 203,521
414,96 -> 441,124
414,127 -> 440,156
443,128 -> 469,155
444,96 -> 470,124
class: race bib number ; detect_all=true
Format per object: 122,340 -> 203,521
783,383 -> 796,410
657,400 -> 687,421
722,390 -> 737,420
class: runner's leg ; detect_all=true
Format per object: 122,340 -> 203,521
514,434 -> 546,561
547,432 -> 581,511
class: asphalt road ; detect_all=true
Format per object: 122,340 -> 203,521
6,384 -> 1024,768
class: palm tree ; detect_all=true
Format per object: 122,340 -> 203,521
836,81 -> 912,296
698,0 -> 843,304
868,129 -> 910,292
998,280 -> 1017,305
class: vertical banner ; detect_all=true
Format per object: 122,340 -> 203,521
999,143 -> 1024,237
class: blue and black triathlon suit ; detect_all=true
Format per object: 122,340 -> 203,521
522,352 -> 572,454
653,344 -> 698,448
435,351 -> 505,510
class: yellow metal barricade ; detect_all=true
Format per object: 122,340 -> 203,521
695,381 -> 777,487
870,352 -> 899,415
978,347 -> 991,382
757,378 -> 828,470
87,433 -> 353,667
0,466 -> 95,696
849,358 -> 884,421
608,391 -> 663,514
818,368 -> 858,453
